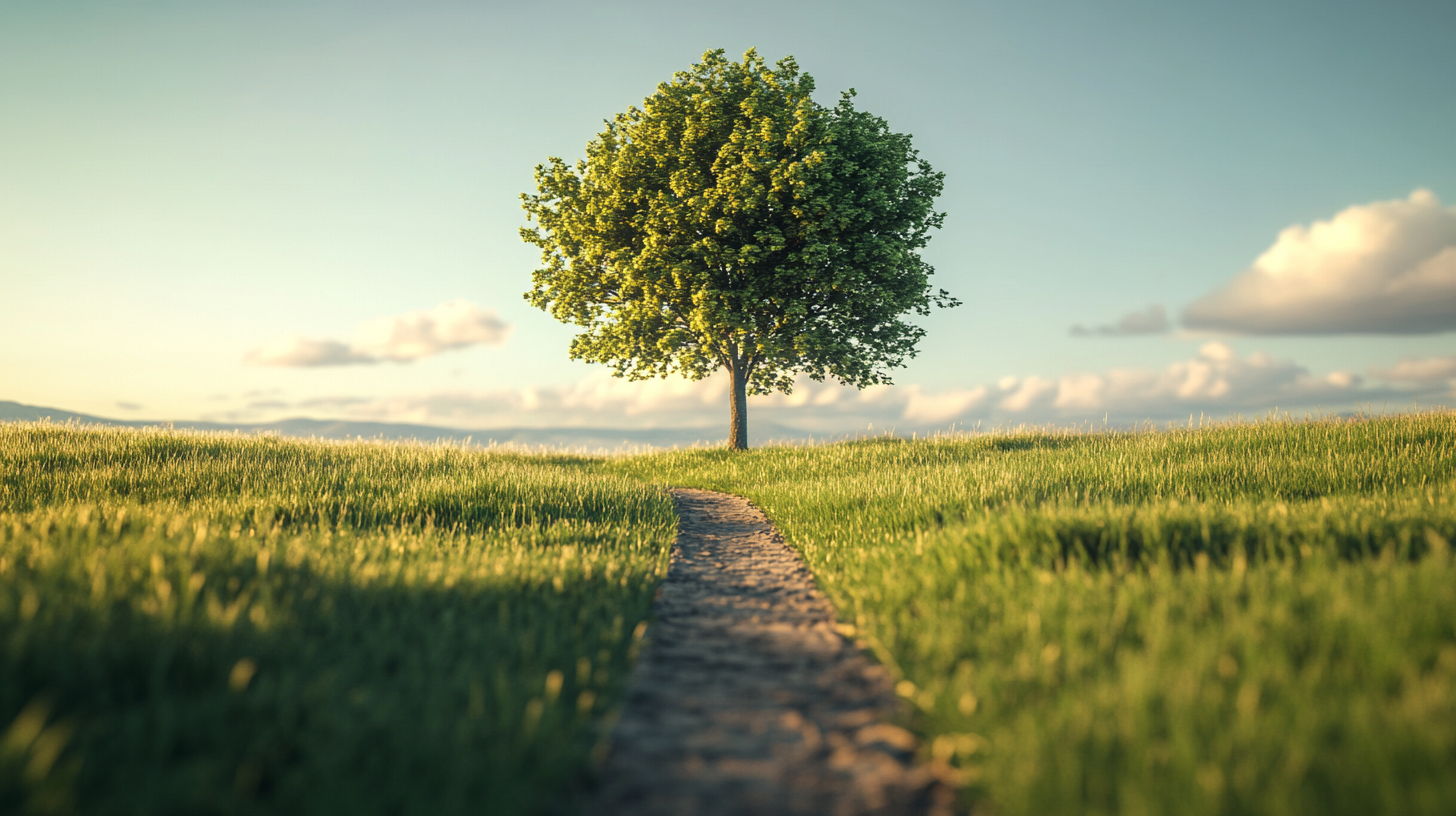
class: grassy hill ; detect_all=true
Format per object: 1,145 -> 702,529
4,414 -> 1455,815
1,424 -> 674,815
611,413 -> 1456,816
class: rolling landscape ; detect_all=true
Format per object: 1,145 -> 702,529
5,2 -> 1455,814
4,415 -> 1454,814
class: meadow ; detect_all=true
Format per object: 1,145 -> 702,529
0,424 -> 675,815
4,413 -> 1455,815
612,413 -> 1456,816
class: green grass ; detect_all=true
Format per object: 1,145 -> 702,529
610,413 -> 1456,816
0,424 -> 675,816
8,414 -> 1456,816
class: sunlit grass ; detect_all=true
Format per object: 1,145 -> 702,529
611,413 -> 1456,816
1,424 -> 674,816
9,414 -> 1455,815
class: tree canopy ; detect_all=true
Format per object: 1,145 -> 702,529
522,49 -> 957,449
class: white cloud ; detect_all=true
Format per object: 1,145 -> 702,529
952,343 -> 1368,422
902,386 -> 989,423
1070,304 -> 1171,336
327,375 -> 901,431
245,300 -> 510,367
1028,342 -> 1368,418
1184,190 -> 1456,334
230,344 -> 1437,434
245,337 -> 370,367
1000,376 -> 1057,412
1371,356 -> 1456,382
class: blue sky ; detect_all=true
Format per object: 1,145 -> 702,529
4,1 -> 1455,435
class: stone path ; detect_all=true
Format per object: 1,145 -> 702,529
590,489 -> 950,816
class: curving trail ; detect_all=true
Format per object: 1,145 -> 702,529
590,489 -> 949,816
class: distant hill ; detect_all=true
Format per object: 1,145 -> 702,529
0,400 -> 816,451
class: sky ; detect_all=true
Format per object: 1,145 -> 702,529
3,0 -> 1456,438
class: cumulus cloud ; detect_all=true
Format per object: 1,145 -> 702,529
241,344 -> 1435,434
1070,305 -> 1171,336
1184,189 -> 1456,334
245,300 -> 510,367
246,337 -> 369,367
226,374 -> 983,433
1371,356 -> 1456,383
1022,342 -> 1370,418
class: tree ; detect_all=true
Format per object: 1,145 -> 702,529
521,49 -> 957,450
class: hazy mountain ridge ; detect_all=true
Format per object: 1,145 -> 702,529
0,400 -> 820,451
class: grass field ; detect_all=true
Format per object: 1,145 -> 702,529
5,414 -> 1455,815
612,413 -> 1456,816
0,424 -> 674,815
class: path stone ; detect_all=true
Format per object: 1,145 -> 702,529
590,489 -> 950,816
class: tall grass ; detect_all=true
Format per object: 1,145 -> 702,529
1,424 -> 675,816
612,414 -> 1456,815
9,414 -> 1455,815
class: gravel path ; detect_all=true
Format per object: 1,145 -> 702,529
590,488 -> 950,816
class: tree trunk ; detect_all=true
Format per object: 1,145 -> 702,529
728,364 -> 749,450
